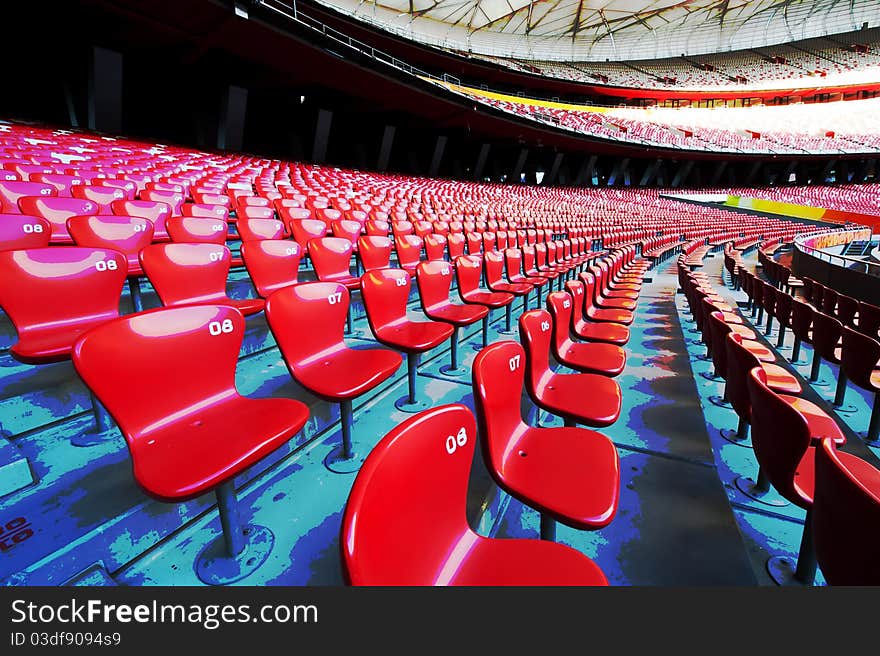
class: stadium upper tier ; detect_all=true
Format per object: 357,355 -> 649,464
309,0 -> 878,62
462,29 -> 880,92
438,81 -> 880,155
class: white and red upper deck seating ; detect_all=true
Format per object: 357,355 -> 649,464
71,304 -> 310,584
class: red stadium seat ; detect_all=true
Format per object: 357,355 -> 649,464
519,310 -> 622,428
454,254 -> 515,342
72,304 -> 309,584
0,214 -> 51,251
484,250 -> 531,313
341,404 -> 608,585
840,326 -> 880,445
166,216 -> 228,244
813,437 -> 880,585
563,281 -> 629,345
265,283 -> 401,473
17,196 -> 95,244
360,268 -> 453,412
67,214 -> 154,311
416,260 -> 488,376
472,342 -> 620,541
394,234 -> 423,277
545,297 -> 626,377
357,235 -> 392,272
0,180 -> 56,213
236,217 -> 286,242
240,239 -> 301,298
71,184 -> 125,214
111,199 -> 172,241
139,243 -> 264,315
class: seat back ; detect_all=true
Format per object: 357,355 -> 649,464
454,254 -> 484,296
416,260 -> 454,314
840,326 -> 880,392
309,236 -> 355,282
394,235 -> 422,268
790,297 -> 814,342
518,309 -> 554,400
241,239 -> 301,298
0,181 -> 56,213
360,268 -> 410,332
424,234 -> 447,261
546,292 -> 575,354
812,310 -> 842,364
288,218 -> 328,253
72,184 -> 125,213
18,196 -> 97,243
139,243 -> 232,307
724,332 -> 762,422
110,200 -> 172,240
331,219 -> 362,243
341,404 -> 478,585
238,206 -> 275,222
707,311 -> 734,378
857,301 -> 880,338
67,215 -> 154,269
265,282 -> 349,377
472,341 -> 530,469
747,367 -> 813,508
236,217 -> 286,242
357,235 -> 392,272
0,247 -> 126,356
821,287 -> 839,316
0,214 -> 51,250
835,295 -> 858,329
72,305 -> 245,464
465,232 -> 482,255
166,216 -> 228,244
483,250 -> 506,286
813,438 -> 880,585
775,291 -> 793,328
447,233 -> 465,259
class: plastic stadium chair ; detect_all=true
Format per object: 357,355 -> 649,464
813,437 -> 880,585
0,246 -> 127,442
357,235 -> 392,272
18,196 -> 97,244
394,234 -> 423,277
265,282 -> 402,473
0,214 -> 51,250
166,216 -> 228,244
454,254 -> 514,343
0,180 -> 56,213
840,326 -> 880,445
341,404 -> 608,585
563,281 -> 628,345
544,297 -> 626,377
473,342 -> 620,542
72,184 -> 125,214
360,268 -> 452,412
519,310 -> 622,428
72,304 -> 309,584
139,243 -> 264,316
746,368 -> 874,586
416,261 -> 488,376
579,272 -> 634,325
241,239 -> 301,298
111,199 -> 172,241
484,250 -> 532,314
236,217 -> 286,242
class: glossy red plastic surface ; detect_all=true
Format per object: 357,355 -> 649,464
841,326 -> 880,393
360,268 -> 452,352
454,255 -> 514,308
564,281 -> 629,345
341,404 -> 608,585
424,234 -> 447,261
416,261 -> 488,327
236,217 -> 285,242
67,215 -> 154,275
357,236 -> 392,272
472,342 -> 620,529
394,235 -> 423,276
71,184 -> 125,214
265,282 -> 401,400
139,243 -> 264,315
71,304 -> 309,501
0,181 -> 56,213
17,196 -> 97,244
181,203 -> 230,221
111,200 -> 172,241
308,237 -> 359,289
0,214 -> 51,250
545,298 -> 626,377
813,438 -> 880,585
166,216 -> 228,244
241,239 -> 301,298
519,310 -> 622,427
0,247 -> 126,363
484,251 -> 531,296
579,273 -> 634,325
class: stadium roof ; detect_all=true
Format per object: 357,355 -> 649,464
308,0 -> 880,61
